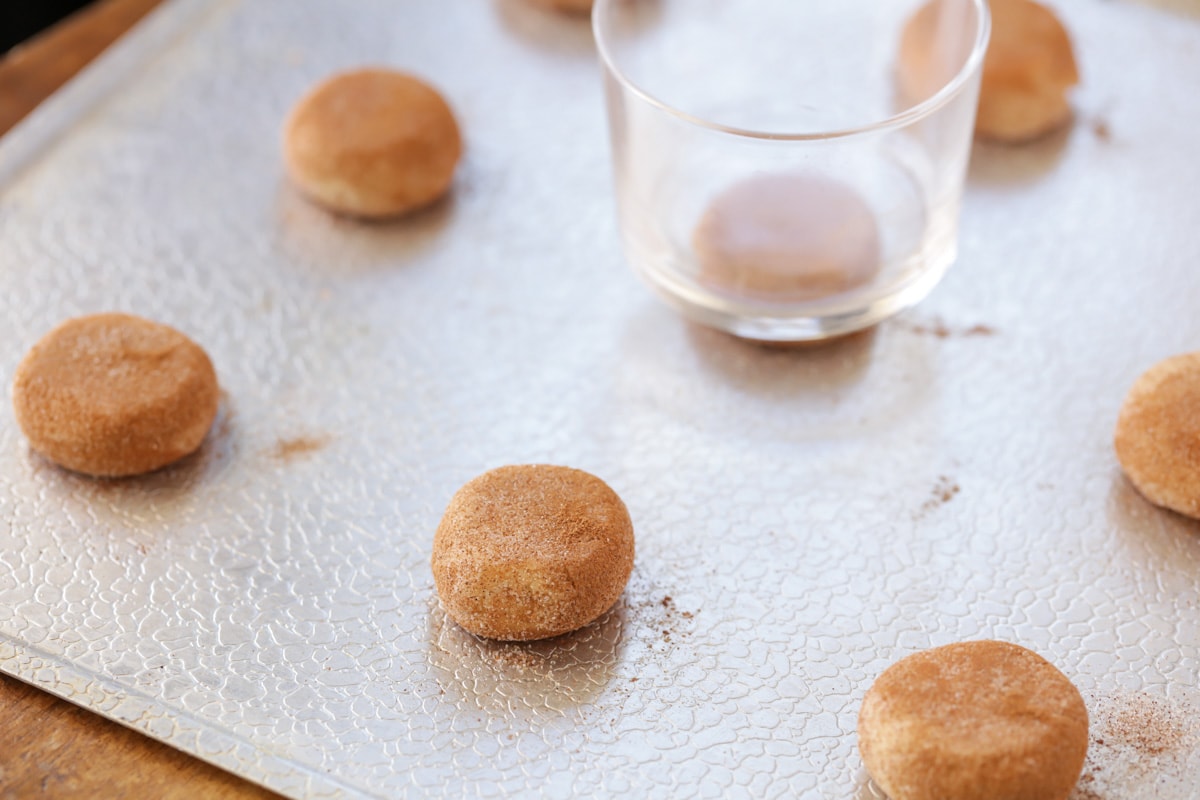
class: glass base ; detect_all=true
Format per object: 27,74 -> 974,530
631,255 -> 953,343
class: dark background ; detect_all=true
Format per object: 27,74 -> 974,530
2,2 -> 93,54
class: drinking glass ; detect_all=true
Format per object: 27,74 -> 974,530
595,0 -> 990,341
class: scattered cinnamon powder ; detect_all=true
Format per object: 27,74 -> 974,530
488,646 -> 545,671
629,593 -> 697,647
914,319 -> 953,338
270,434 -> 331,462
916,476 -> 961,518
1092,118 -> 1112,143
897,318 -> 997,339
1099,692 -> 1187,758
1073,692 -> 1198,799
1073,771 -> 1101,800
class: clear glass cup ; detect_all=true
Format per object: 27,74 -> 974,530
594,0 -> 990,342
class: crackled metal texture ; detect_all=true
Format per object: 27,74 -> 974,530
0,0 -> 1199,797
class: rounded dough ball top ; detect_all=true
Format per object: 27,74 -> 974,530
283,68 -> 462,218
858,640 -> 1088,800
432,464 -> 635,642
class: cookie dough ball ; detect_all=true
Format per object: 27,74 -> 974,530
529,0 -> 594,14
12,313 -> 219,477
858,640 -> 1088,800
693,172 -> 881,303
432,465 -> 635,641
975,0 -> 1079,142
283,68 -> 462,219
1115,352 -> 1200,519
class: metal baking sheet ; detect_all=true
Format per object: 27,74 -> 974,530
1,0 -> 1199,797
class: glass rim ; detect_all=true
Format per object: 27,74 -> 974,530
592,0 -> 992,142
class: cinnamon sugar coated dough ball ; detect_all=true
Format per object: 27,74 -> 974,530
858,640 -> 1088,800
432,465 -> 635,641
897,0 -> 1078,142
977,0 -> 1080,142
693,173 -> 881,303
12,313 -> 219,477
1114,352 -> 1200,519
283,68 -> 462,218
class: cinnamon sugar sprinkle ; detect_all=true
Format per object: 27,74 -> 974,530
270,433 -> 331,462
896,318 -> 996,339
915,475 -> 960,518
487,646 -> 545,671
1072,692 -> 1198,800
628,593 -> 697,646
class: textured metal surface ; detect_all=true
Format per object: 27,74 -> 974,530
0,0 -> 1199,797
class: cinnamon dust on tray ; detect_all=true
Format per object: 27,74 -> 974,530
915,476 -> 960,519
270,433 -> 331,462
628,593 -> 696,645
487,646 -> 544,671
1073,692 -> 1197,799
895,318 -> 996,339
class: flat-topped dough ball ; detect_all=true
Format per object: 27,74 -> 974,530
283,68 -> 462,219
13,313 -> 219,477
432,465 -> 635,641
528,0 -> 594,15
1115,352 -> 1200,519
858,640 -> 1088,800
976,0 -> 1079,142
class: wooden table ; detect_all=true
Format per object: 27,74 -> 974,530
0,2 -> 283,797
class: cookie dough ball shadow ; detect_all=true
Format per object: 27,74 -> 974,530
275,183 -> 457,277
492,0 -> 597,57
425,596 -> 626,711
685,323 -> 877,399
1106,473 -> 1200,566
967,125 -> 1073,186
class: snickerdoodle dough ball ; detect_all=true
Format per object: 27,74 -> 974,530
858,640 -> 1088,800
432,464 -> 635,641
1115,352 -> 1200,519
283,68 -> 462,219
13,313 -> 219,477
976,0 -> 1080,142
897,0 -> 1078,143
